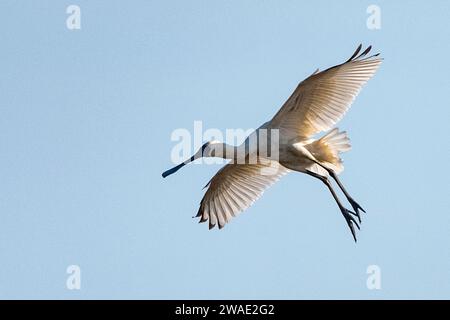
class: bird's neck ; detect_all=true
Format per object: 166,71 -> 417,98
218,143 -> 238,160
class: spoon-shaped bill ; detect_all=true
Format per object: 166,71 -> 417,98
162,162 -> 186,178
162,155 -> 196,178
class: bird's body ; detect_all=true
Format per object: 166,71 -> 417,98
162,45 -> 382,241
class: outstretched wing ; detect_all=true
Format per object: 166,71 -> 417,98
269,44 -> 382,139
196,161 -> 289,229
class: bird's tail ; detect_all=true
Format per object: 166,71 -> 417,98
306,128 -> 351,174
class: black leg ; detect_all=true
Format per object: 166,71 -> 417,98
328,170 -> 366,221
306,171 -> 360,242
312,162 -> 366,223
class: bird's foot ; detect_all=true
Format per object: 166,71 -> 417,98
340,207 -> 360,242
347,197 -> 366,223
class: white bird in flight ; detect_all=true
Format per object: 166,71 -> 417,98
162,44 -> 382,241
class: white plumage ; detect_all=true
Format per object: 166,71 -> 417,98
162,45 -> 382,241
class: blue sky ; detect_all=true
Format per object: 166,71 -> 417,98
0,1 -> 449,299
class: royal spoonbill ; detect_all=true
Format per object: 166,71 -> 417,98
162,44 -> 382,242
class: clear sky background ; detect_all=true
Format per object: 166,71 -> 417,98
0,1 -> 449,299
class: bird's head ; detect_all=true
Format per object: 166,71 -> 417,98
198,140 -> 223,158
162,140 -> 224,178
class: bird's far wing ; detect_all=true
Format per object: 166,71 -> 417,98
196,161 -> 289,229
269,45 -> 382,139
